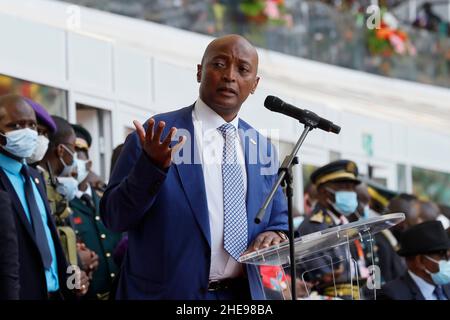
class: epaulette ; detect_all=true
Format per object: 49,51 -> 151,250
310,210 -> 324,224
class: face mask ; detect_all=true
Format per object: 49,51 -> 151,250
59,144 -> 76,177
424,256 -> 450,286
363,205 -> 371,219
75,157 -> 89,184
56,176 -> 78,201
0,128 -> 38,159
326,188 -> 358,216
293,216 -> 304,230
26,135 -> 49,164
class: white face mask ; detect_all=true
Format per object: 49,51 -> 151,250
59,144 -> 76,177
56,176 -> 78,201
75,157 -> 89,184
26,135 -> 49,164
0,128 -> 38,159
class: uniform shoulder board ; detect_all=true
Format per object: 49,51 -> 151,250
310,210 -> 324,224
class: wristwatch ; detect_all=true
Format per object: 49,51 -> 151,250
275,230 -> 289,241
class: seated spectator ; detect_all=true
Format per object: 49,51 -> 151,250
387,194 -> 421,241
380,221 -> 450,300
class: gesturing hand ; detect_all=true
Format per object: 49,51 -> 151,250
134,118 -> 186,169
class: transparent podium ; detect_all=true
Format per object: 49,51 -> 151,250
239,213 -> 405,300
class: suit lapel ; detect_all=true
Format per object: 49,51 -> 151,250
173,106 -> 211,247
238,120 -> 261,243
70,197 -> 92,216
0,168 -> 36,242
30,169 -> 53,219
443,284 -> 450,300
405,272 -> 426,300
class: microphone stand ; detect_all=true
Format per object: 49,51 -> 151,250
255,124 -> 315,300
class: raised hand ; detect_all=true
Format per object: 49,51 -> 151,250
134,118 -> 186,169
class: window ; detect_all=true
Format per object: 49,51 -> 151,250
413,166 -> 450,206
0,74 -> 67,117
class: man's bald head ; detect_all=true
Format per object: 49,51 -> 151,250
197,34 -> 260,121
388,195 -> 421,231
201,34 -> 259,71
0,94 -> 32,121
418,200 -> 441,222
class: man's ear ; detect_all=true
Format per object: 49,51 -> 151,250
251,76 -> 260,94
197,64 -> 202,83
56,144 -> 64,158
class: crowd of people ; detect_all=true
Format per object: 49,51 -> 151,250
0,95 -> 123,299
0,33 -> 449,301
296,160 -> 450,300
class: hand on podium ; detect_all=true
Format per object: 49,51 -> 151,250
243,231 -> 288,254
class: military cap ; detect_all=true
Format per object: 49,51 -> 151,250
311,159 -> 360,187
24,98 -> 57,134
398,221 -> 450,256
71,124 -> 92,151
364,179 -> 398,208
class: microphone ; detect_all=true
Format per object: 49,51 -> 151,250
264,95 -> 341,134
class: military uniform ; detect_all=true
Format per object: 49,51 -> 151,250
70,185 -> 122,299
367,182 -> 406,283
70,123 -> 122,300
296,160 -> 376,299
38,165 -> 78,267
297,205 -> 376,299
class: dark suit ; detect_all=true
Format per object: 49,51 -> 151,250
381,272 -> 450,300
101,105 -> 288,299
0,190 -> 20,299
0,164 -> 72,300
374,232 -> 405,283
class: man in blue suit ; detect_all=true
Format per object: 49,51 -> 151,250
101,35 -> 288,300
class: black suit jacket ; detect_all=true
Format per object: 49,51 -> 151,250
0,165 -> 72,300
0,190 -> 20,299
380,271 -> 450,300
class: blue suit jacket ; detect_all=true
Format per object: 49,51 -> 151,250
100,105 -> 288,299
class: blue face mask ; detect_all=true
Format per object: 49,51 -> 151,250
424,256 -> 450,286
0,128 -> 38,159
327,188 -> 358,216
293,216 -> 304,230
363,205 -> 371,219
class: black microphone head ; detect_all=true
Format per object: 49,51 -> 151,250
264,95 -> 283,111
331,124 -> 341,134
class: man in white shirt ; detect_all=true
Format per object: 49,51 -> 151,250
101,34 -> 289,299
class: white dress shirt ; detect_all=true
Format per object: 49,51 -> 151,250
192,98 -> 247,280
408,270 -> 438,300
